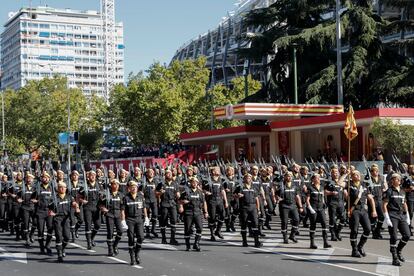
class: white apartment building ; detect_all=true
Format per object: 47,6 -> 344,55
1,6 -> 124,97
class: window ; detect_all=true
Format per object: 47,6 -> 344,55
39,24 -> 50,29
50,24 -> 58,30
51,48 -> 58,54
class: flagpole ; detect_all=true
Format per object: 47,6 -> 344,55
347,131 -> 351,217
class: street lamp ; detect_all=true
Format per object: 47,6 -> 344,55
292,43 -> 298,104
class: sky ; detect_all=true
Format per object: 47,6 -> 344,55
0,0 -> 238,77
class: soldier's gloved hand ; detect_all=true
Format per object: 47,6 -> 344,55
121,220 -> 128,230
144,217 -> 150,227
406,214 -> 411,226
307,205 -> 316,215
384,213 -> 393,227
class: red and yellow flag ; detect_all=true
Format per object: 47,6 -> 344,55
344,105 -> 358,141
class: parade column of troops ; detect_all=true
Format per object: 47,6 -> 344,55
0,156 -> 412,266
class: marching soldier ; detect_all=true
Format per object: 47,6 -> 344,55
202,166 -> 228,241
403,165 -> 414,235
275,171 -> 304,244
223,166 -> 238,232
118,168 -> 129,195
121,180 -> 149,265
143,168 -> 159,239
79,170 -> 102,250
0,174 -> 8,232
251,166 -> 266,237
234,173 -> 262,248
369,164 -> 387,239
17,173 -> 36,248
48,181 -> 79,262
300,166 -> 311,228
179,176 -> 208,251
348,170 -> 377,258
32,171 -> 54,254
69,170 -> 83,243
99,179 -> 124,256
156,169 -> 180,245
383,173 -> 411,266
306,173 -> 331,249
325,166 -> 347,241
261,166 -> 276,230
9,171 -> 24,240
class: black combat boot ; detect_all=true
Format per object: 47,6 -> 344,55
62,242 -> 68,257
70,230 -> 75,243
264,214 -> 272,230
107,240 -> 114,256
129,247 -> 135,266
193,234 -> 201,251
185,238 -> 191,251
372,224 -> 383,239
357,235 -> 368,257
145,226 -> 151,239
74,223 -> 81,238
150,219 -> 158,238
56,244 -> 63,263
169,227 -> 179,245
39,238 -> 45,254
91,229 -> 98,247
335,224 -> 343,241
113,235 -> 121,256
135,244 -> 141,264
330,226 -> 337,241
282,231 -> 289,244
230,215 -> 236,232
391,246 -> 401,266
214,221 -> 224,239
287,229 -> 296,243
351,240 -> 361,258
322,230 -> 332,248
396,240 -> 407,262
24,231 -> 31,248
254,232 -> 263,248
161,228 -> 167,244
310,232 -> 318,249
86,233 -> 92,250
29,227 -> 36,243
241,231 -> 248,247
209,226 -> 216,241
45,235 -> 53,255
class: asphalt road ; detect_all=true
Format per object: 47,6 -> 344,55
0,216 -> 412,276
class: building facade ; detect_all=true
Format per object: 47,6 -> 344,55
1,6 -> 124,98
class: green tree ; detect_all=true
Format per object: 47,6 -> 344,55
242,0 -> 414,108
371,118 -> 414,156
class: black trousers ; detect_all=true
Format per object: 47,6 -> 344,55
369,200 -> 384,228
105,215 -> 123,240
349,208 -> 371,241
183,212 -> 203,238
328,203 -> 345,229
407,200 -> 413,227
309,209 -> 328,232
146,202 -> 158,223
159,205 -> 177,229
83,207 -> 101,235
36,211 -> 54,240
53,215 -> 70,246
239,206 -> 258,232
70,206 -> 83,230
279,205 -> 299,233
388,213 -> 411,247
20,209 -> 34,236
126,217 -> 144,247
207,201 -> 225,228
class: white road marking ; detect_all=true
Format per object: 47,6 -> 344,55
0,247 -> 27,264
310,247 -> 335,261
376,257 -> 399,276
69,242 -> 96,252
143,242 -> 178,251
107,256 -> 143,269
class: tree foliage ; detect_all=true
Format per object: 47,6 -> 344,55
242,0 -> 414,108
109,58 -> 261,144
3,76 -> 106,158
371,118 -> 414,156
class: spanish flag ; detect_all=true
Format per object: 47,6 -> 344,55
344,105 -> 358,141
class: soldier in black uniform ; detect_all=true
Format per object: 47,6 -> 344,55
118,169 -> 129,195
223,166 -> 238,232
369,164 -> 387,239
179,177 -> 208,251
261,166 -> 276,230
300,166 -> 311,228
325,166 -> 347,241
121,180 -> 149,265
48,181 -> 79,262
69,170 -> 83,243
275,171 -> 304,244
202,166 -> 228,241
403,165 -> 414,235
348,170 -> 377,258
79,170 -> 102,249
17,173 -> 36,248
383,173 -> 411,266
306,174 -> 331,249
0,174 -> 8,232
99,178 -> 124,256
234,173 -> 262,248
156,169 -> 180,245
143,168 -> 159,239
9,171 -> 24,240
32,171 -> 54,254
